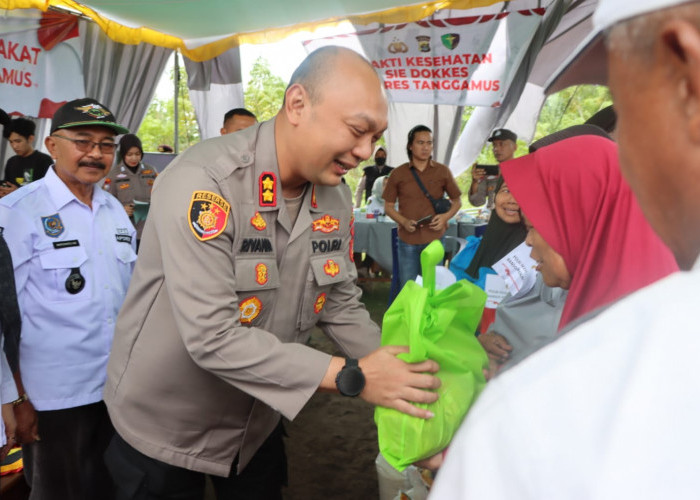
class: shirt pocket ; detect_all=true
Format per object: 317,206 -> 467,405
38,246 -> 90,302
234,257 -> 280,327
297,254 -> 349,332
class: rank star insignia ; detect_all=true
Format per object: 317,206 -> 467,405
314,292 -> 327,314
323,259 -> 340,277
259,172 -> 277,207
250,212 -> 267,231
312,214 -> 340,233
189,191 -> 231,241
239,296 -> 262,324
255,263 -> 269,285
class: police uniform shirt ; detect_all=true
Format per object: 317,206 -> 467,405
0,167 -> 137,411
104,119 -> 380,476
104,161 -> 157,238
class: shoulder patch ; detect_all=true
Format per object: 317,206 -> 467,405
189,190 -> 231,241
259,172 -> 277,207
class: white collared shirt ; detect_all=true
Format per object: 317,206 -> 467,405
431,263 -> 699,499
0,167 -> 136,411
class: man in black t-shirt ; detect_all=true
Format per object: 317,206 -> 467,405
1,118 -> 53,198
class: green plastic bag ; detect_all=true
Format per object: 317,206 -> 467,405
375,240 -> 489,471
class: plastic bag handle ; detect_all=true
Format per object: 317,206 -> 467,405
420,240 -> 445,296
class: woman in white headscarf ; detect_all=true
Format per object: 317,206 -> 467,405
365,175 -> 388,215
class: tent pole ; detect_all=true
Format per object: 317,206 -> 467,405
174,52 -> 180,154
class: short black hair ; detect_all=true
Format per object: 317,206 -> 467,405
223,108 -> 256,126
406,124 -> 432,160
4,117 -> 36,140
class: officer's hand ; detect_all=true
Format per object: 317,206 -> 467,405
472,166 -> 486,182
123,203 -> 135,217
13,399 -> 39,445
359,345 -> 440,419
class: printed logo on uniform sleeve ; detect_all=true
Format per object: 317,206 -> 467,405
189,191 -> 231,241
311,185 -> 317,208
41,213 -> 65,238
259,172 -> 277,207
312,215 -> 340,233
239,296 -> 262,324
250,211 -> 267,231
314,292 -> 327,314
255,263 -> 269,285
323,259 -> 340,277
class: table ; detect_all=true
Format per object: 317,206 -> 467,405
353,217 -> 486,272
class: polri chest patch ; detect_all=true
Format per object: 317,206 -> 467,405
189,191 -> 231,241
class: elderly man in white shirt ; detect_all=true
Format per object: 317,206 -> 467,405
0,98 -> 135,500
430,1 -> 700,498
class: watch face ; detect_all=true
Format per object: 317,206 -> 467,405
337,366 -> 365,397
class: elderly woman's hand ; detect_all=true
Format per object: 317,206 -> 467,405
478,331 -> 512,364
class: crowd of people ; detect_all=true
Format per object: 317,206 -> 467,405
1,0 -> 699,496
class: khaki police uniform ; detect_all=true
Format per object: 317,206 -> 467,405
104,119 -> 380,477
104,161 -> 157,239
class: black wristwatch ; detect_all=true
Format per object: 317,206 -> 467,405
335,358 -> 365,397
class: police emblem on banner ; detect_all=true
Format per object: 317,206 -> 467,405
323,259 -> 340,277
314,292 -> 327,314
239,296 -> 262,324
189,191 -> 231,241
312,215 -> 340,233
259,172 -> 277,207
41,213 -> 64,238
441,33 -> 460,50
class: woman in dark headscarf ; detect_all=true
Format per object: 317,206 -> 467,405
104,134 -> 158,247
450,177 -> 527,288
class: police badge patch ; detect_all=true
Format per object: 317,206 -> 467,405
41,213 -> 65,238
189,191 -> 231,241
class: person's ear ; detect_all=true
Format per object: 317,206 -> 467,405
283,83 -> 308,126
220,127 -> 227,136
662,20 -> 700,142
45,135 -> 57,159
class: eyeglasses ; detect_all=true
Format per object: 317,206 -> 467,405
52,134 -> 117,154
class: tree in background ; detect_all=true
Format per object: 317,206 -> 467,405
457,85 -> 613,208
138,61 -> 200,152
244,57 -> 286,122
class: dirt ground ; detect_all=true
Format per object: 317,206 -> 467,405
283,326 -> 380,499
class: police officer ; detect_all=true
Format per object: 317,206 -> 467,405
104,46 -> 441,499
0,98 -> 136,500
104,133 -> 157,245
